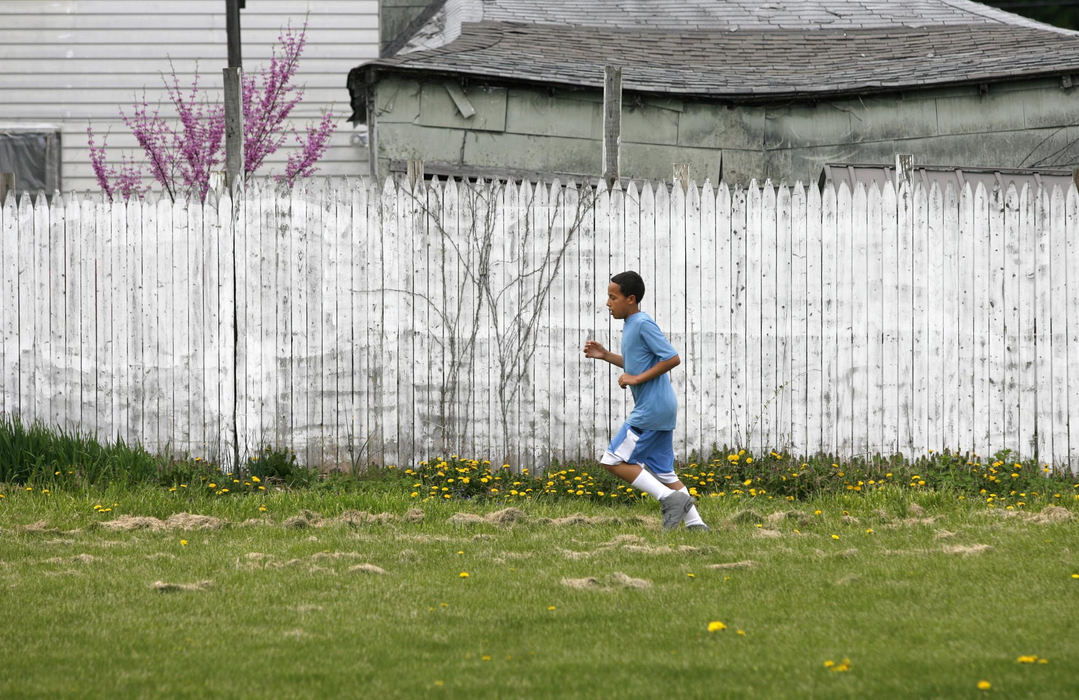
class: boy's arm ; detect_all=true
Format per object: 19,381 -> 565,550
583,340 -> 624,368
618,355 -> 680,388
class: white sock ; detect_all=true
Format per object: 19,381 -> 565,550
683,504 -> 706,526
630,469 -> 675,500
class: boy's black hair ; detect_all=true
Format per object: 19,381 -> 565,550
611,270 -> 645,303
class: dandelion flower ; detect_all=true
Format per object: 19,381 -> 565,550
831,534 -> 840,540
736,629 -> 746,636
548,606 -> 556,611
180,539 -> 188,546
459,572 -> 469,578
707,621 -> 727,632
977,680 -> 991,690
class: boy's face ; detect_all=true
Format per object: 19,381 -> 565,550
606,282 -> 637,320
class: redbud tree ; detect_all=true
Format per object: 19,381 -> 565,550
88,22 -> 336,202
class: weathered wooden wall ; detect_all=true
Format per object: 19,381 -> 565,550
371,73 -> 1079,185
2,178 -> 1078,472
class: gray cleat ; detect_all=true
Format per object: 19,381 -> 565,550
686,523 -> 710,531
661,490 -> 694,530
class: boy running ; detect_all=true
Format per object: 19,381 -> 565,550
584,271 -> 708,530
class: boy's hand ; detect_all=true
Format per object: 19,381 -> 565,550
618,373 -> 639,388
583,340 -> 607,361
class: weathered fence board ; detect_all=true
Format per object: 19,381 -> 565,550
1,178 -> 1078,473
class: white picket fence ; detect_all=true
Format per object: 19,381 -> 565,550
1,177 -> 1077,472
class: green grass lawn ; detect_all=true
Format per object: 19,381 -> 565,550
1,484 -> 1076,699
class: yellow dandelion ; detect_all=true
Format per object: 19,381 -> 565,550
180,539 -> 188,546
736,629 -> 746,636
459,572 -> 469,578
977,681 -> 991,690
548,606 -> 556,611
831,534 -> 840,540
707,621 -> 727,632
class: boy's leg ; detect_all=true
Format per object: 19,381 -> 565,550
600,461 -> 693,530
600,424 -> 693,529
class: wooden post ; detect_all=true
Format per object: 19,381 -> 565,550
673,163 -> 690,193
223,67 -> 244,191
226,0 -> 243,67
407,160 -> 424,189
895,153 -> 913,189
603,65 -> 622,186
223,0 -> 244,191
0,173 -> 13,204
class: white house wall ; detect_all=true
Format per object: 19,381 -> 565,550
0,0 -> 378,194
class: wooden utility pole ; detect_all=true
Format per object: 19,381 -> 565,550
602,65 -> 622,186
223,0 -> 245,191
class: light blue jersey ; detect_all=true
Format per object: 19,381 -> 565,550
621,311 -> 678,431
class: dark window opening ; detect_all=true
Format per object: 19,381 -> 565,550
0,126 -> 62,198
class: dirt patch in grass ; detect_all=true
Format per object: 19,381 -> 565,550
705,560 -> 758,570
485,507 -> 528,524
753,528 -> 783,538
43,554 -> 97,565
336,511 -> 396,526
152,579 -> 212,592
99,516 -> 166,532
448,513 -> 485,525
23,521 -> 65,534
557,548 -> 594,560
348,563 -> 387,575
556,534 -> 704,559
282,510 -> 322,528
96,513 -> 224,532
1027,505 -> 1072,524
941,543 -> 992,556
884,516 -> 943,529
310,551 -> 366,562
561,572 -> 652,590
165,513 -> 224,530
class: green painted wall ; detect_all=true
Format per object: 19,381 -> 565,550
371,74 -> 1079,184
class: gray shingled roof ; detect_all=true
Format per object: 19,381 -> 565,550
368,20 -> 1079,99
362,0 -> 1079,99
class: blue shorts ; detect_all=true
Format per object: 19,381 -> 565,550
600,423 -> 675,475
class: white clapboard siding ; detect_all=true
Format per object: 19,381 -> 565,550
2,179 -> 1079,473
0,0 -> 379,193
